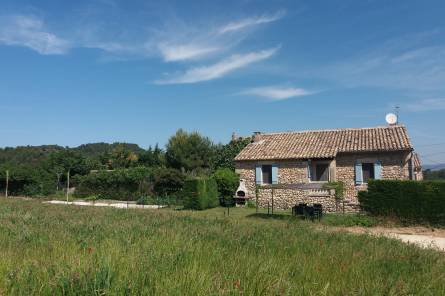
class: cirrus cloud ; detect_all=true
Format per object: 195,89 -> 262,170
241,86 -> 313,101
154,47 -> 279,84
0,15 -> 70,55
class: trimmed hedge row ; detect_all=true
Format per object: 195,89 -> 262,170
358,180 -> 445,224
74,167 -> 152,200
183,177 -> 219,210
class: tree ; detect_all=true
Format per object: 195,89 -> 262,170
45,150 -> 89,176
165,129 -> 215,172
139,144 -> 165,167
106,144 -> 139,169
212,137 -> 251,171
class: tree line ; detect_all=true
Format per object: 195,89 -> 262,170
0,129 -> 251,201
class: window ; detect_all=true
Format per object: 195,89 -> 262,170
262,165 -> 272,184
309,161 -> 330,182
362,163 -> 375,183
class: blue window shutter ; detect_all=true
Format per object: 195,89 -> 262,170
307,159 -> 312,181
255,165 -> 262,184
374,161 -> 382,180
272,164 -> 278,184
355,162 -> 363,185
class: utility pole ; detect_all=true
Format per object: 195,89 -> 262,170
66,170 -> 70,202
5,170 -> 9,198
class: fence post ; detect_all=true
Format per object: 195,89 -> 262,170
66,170 -> 70,202
271,188 -> 274,215
5,170 -> 9,198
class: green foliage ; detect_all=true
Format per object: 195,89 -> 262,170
213,168 -> 239,206
136,195 -> 150,205
165,129 -> 215,172
182,177 -> 219,210
246,200 -> 256,208
424,169 -> 445,180
212,138 -> 251,170
358,180 -> 445,224
213,168 -> 239,198
153,167 -> 186,197
321,213 -> 378,227
74,167 -> 152,200
323,181 -> 345,200
1,199 -> 445,295
138,144 -> 165,167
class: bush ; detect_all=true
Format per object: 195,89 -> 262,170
213,168 -> 239,207
153,168 -> 185,197
74,167 -> 152,200
182,177 -> 219,210
136,195 -> 150,205
358,180 -> 445,224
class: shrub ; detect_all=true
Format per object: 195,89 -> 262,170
74,167 -> 152,200
213,168 -> 239,206
246,200 -> 256,208
136,195 -> 151,205
153,168 -> 185,197
358,180 -> 445,224
182,177 -> 219,210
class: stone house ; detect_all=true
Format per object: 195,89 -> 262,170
234,125 -> 422,212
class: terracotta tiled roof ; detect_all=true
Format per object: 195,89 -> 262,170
413,153 -> 422,170
235,125 -> 413,161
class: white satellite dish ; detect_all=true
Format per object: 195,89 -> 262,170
385,113 -> 398,125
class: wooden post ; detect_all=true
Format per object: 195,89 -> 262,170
255,185 -> 259,213
271,188 -> 274,215
5,170 -> 9,198
66,170 -> 70,202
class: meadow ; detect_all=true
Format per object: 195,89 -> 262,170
0,198 -> 444,295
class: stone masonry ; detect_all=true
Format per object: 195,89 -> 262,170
235,151 -> 412,213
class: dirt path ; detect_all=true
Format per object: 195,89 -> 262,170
44,200 -> 166,209
334,226 -> 445,252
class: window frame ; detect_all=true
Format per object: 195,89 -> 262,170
309,160 -> 331,183
261,164 -> 273,185
361,162 -> 375,184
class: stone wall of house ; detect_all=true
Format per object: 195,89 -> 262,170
235,160 -> 308,200
256,188 -> 348,213
235,151 -> 411,213
336,151 -> 411,204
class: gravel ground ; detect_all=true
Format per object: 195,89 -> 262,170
45,200 -> 166,209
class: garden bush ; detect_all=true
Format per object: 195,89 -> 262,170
74,167 -> 152,200
358,180 -> 445,224
152,167 -> 185,197
182,177 -> 219,210
213,168 -> 239,207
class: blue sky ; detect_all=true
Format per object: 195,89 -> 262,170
1,0 -> 445,164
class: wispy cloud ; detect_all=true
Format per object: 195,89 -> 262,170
319,32 -> 445,91
155,47 -> 279,84
405,98 -> 445,112
218,10 -> 285,34
0,15 -> 70,55
241,86 -> 313,101
157,43 -> 222,62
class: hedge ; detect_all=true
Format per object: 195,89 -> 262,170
74,167 -> 152,200
182,177 -> 219,210
358,180 -> 445,224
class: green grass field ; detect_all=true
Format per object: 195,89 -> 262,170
0,198 -> 444,295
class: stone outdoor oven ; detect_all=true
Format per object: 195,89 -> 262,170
234,179 -> 249,205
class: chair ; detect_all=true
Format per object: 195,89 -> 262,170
313,204 -> 323,221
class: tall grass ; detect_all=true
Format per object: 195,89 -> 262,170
0,198 -> 444,295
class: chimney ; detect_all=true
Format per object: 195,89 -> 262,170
231,132 -> 237,141
252,131 -> 262,142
